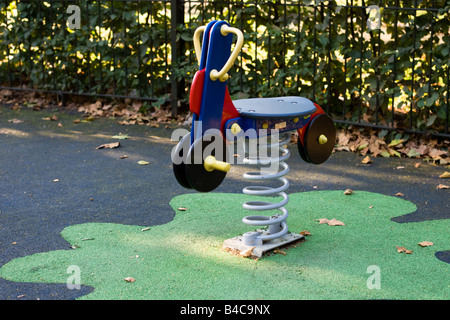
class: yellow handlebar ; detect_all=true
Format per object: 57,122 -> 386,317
209,25 -> 244,82
193,25 -> 206,66
193,24 -> 244,83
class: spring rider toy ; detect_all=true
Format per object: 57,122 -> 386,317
172,21 -> 336,257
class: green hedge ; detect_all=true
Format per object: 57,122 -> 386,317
0,1 -> 449,134
0,1 -> 171,99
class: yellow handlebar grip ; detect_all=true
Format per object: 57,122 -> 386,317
210,25 -> 244,82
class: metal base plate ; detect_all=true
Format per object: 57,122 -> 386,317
223,230 -> 304,258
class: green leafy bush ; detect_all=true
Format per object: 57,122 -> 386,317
0,0 -> 449,135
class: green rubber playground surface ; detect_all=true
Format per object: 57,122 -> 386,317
0,190 -> 448,300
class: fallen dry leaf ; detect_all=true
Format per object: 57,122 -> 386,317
388,139 -> 405,148
316,218 -> 345,226
273,249 -> 286,256
414,162 -> 421,168
316,218 -> 330,225
96,142 -> 120,150
429,148 -> 447,160
124,277 -> 135,283
343,189 -> 354,195
53,179 -> 59,182
119,155 -> 128,159
418,241 -> 434,247
437,184 -> 449,189
177,207 -> 188,211
395,192 -> 405,197
112,134 -> 130,140
396,245 -> 413,254
138,160 -> 150,165
327,218 -> 345,226
439,172 -> 450,179
81,116 -> 95,123
8,118 -> 23,124
42,114 -> 58,121
240,247 -> 255,258
300,230 -> 311,236
361,156 -> 372,164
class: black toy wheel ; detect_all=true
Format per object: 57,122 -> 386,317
297,135 -> 311,163
172,132 -> 193,189
298,113 -> 336,165
185,133 -> 229,192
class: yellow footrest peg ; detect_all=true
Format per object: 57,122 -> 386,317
204,156 -> 231,173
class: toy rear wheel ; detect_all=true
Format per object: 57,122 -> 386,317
185,133 -> 229,192
172,132 -> 193,189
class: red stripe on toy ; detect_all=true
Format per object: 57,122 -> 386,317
189,69 -> 205,116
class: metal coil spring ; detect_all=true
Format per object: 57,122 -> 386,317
241,133 -> 291,246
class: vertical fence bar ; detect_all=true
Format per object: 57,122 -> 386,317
283,0 -> 287,89
343,2 -> 348,121
98,0 -> 103,94
374,0 -> 382,126
85,1 -> 92,93
170,0 -> 185,115
239,0 -> 244,93
296,1 -> 301,93
409,0 -> 417,130
17,1 -> 22,88
111,0 -> 117,96
136,0 -> 142,97
26,3 -> 32,89
358,4 -> 364,123
327,4 -> 331,114
124,2 -> 129,95
312,3 -> 317,100
4,0 -> 12,87
254,2 -> 258,95
149,2 -> 155,98
391,3 -> 398,129
267,3 -> 271,91
447,66 -> 449,134
165,0 -> 169,97
428,1 -> 434,98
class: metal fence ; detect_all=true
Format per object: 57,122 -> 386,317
0,0 -> 449,138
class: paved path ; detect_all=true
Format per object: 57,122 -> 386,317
0,105 -> 448,299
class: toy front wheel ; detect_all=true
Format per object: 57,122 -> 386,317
297,113 -> 336,164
